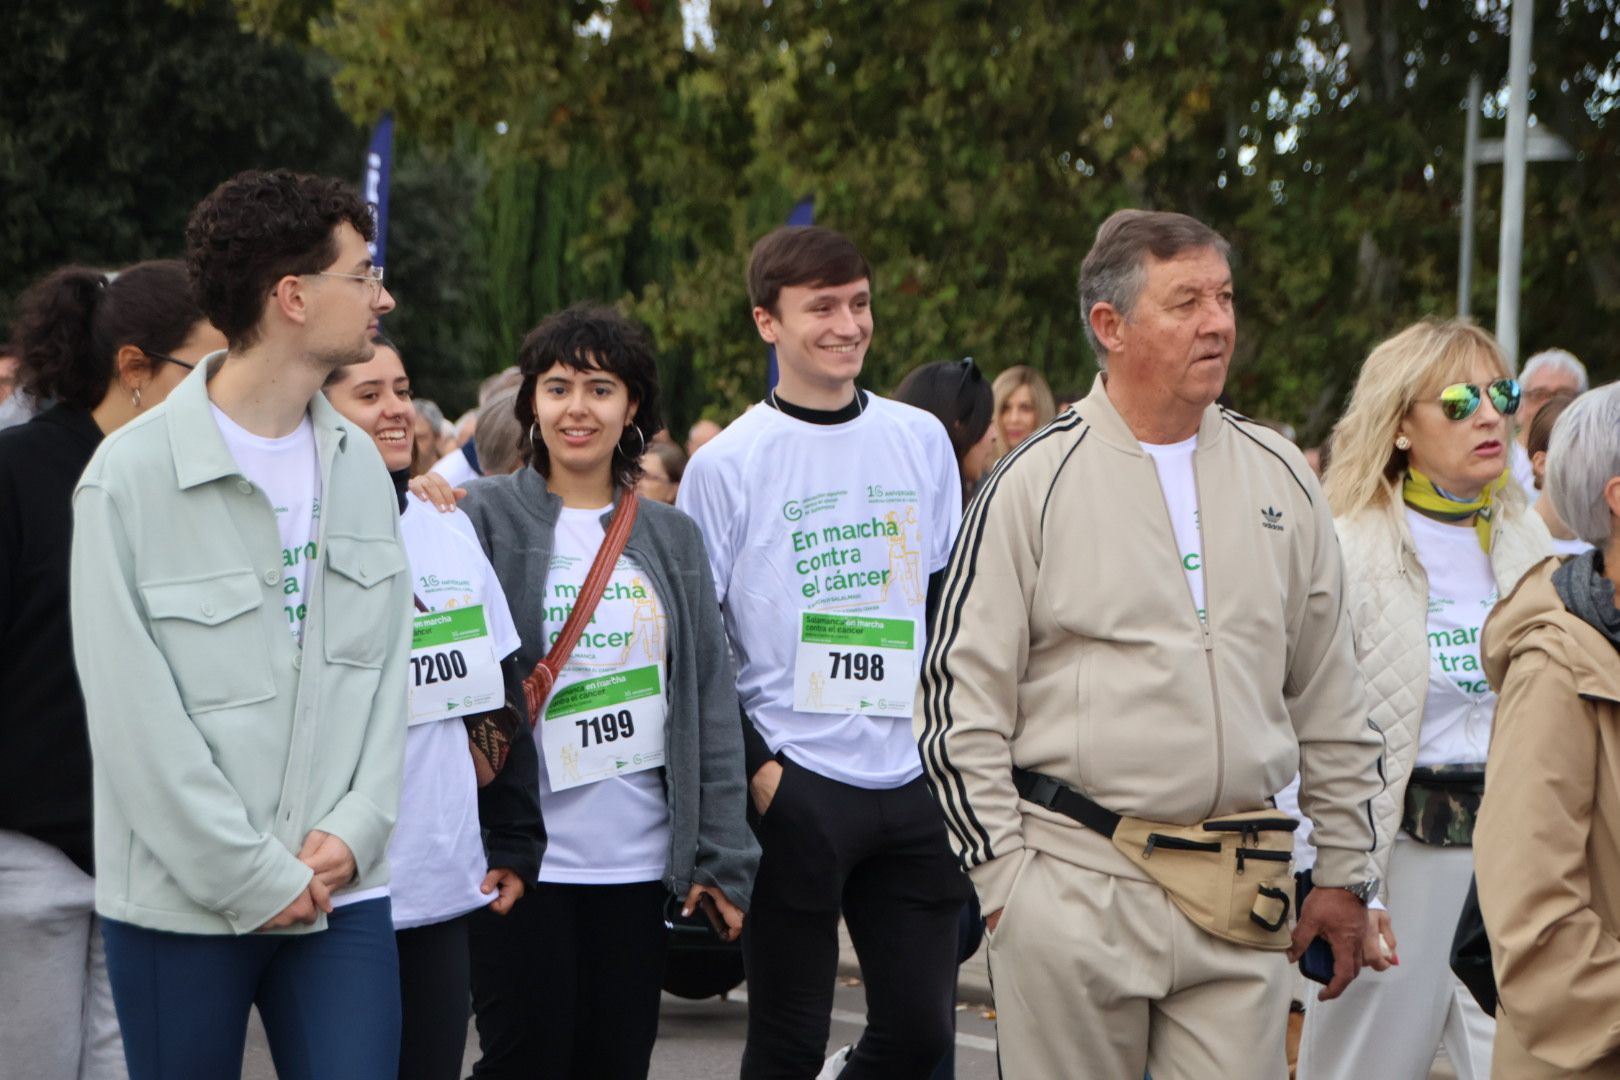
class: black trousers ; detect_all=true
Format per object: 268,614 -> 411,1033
741,757 -> 971,1080
395,914 -> 471,1080
468,880 -> 668,1080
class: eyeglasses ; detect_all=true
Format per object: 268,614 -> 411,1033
142,350 -> 195,372
314,266 -> 386,299
1423,378 -> 1522,422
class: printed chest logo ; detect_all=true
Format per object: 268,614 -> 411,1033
1261,506 -> 1284,532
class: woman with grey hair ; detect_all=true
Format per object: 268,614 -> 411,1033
1475,383 -> 1620,1078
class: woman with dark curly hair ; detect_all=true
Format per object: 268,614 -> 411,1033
453,303 -> 758,1080
0,259 -> 223,1080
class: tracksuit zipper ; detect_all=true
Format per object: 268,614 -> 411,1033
1145,446 -> 1226,820
1189,453 -> 1226,819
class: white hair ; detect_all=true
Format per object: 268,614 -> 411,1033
1547,382 -> 1620,548
1522,348 -> 1589,393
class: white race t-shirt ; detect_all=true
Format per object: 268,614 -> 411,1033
1408,509 -> 1497,767
390,501 -> 521,928
1141,435 -> 1206,621
211,405 -> 320,643
534,506 -> 671,884
676,396 -> 961,789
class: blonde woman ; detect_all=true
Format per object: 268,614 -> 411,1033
1297,319 -> 1552,1080
989,365 -> 1055,458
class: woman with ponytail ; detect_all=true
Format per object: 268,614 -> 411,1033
1296,319 -> 1551,1080
0,261 -> 224,1079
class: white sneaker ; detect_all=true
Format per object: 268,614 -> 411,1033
816,1044 -> 852,1080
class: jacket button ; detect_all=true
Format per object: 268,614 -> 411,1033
358,565 -> 368,580
201,603 -> 215,618
264,569 -> 281,586
237,480 -> 253,495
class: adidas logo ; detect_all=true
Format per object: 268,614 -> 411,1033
1261,506 -> 1284,531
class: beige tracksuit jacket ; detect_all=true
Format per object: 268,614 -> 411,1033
915,376 -> 1386,916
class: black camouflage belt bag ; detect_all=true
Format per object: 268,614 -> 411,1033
1400,764 -> 1485,846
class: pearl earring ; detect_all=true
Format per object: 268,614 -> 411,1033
1395,435 -> 1410,451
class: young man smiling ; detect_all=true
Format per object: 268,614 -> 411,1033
678,226 -> 968,1078
70,170 -> 413,1080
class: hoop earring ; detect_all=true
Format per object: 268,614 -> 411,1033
621,424 -> 647,459
1395,435 -> 1411,451
529,423 -> 539,448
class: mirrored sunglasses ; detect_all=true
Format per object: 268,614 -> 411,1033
1433,378 -> 1521,421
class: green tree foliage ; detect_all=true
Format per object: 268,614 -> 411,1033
0,0 -> 364,335
266,0 -> 1620,440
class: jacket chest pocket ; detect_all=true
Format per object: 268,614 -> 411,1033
140,570 -> 276,713
321,535 -> 407,668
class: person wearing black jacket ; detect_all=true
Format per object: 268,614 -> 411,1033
0,260 -> 224,1079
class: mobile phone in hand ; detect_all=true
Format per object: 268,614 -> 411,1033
1295,870 -> 1336,985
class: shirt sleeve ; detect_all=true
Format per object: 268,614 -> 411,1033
71,482 -> 314,933
914,453 -> 1041,915
674,449 -> 740,605
926,422 -> 963,572
1289,481 -> 1384,888
311,501 -> 411,883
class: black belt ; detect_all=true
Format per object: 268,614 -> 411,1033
1012,767 -> 1120,838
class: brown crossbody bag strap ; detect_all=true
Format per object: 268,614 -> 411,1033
520,491 -> 640,723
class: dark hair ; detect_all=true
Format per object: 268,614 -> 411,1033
513,303 -> 662,491
747,226 -> 872,315
12,260 -> 205,411
1527,391 -> 1579,472
644,439 -> 688,485
1077,209 -> 1231,361
894,358 -> 994,466
186,169 -> 374,349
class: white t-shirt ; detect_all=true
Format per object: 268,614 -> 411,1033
1141,435 -> 1206,621
431,446 -> 479,488
1509,440 -> 1539,505
1550,534 -> 1594,558
676,395 -> 961,789
1408,509 -> 1497,767
211,405 -> 320,643
390,501 -> 521,928
534,506 -> 671,884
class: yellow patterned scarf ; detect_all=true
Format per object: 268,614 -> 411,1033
1402,467 -> 1508,553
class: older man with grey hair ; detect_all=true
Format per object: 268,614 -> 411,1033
1511,347 -> 1589,498
916,209 -> 1386,1078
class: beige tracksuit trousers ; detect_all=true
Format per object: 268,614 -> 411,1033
986,850 -> 1290,1079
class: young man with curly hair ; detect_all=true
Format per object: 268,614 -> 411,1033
69,170 -> 411,1080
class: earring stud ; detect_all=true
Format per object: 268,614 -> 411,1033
1395,435 -> 1411,451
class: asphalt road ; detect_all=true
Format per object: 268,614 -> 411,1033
242,979 -> 1003,1079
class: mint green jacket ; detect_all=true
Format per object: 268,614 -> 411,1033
70,355 -> 411,935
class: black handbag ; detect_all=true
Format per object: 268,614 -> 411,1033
1450,876 -> 1497,1015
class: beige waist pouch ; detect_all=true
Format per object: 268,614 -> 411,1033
1110,809 -> 1298,950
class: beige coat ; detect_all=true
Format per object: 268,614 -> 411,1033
916,376 -> 1385,915
1476,559 -> 1620,1078
1334,498 -> 1550,899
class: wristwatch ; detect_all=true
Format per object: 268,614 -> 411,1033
1344,879 -> 1381,905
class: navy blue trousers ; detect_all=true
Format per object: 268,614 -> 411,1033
101,897 -> 400,1080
